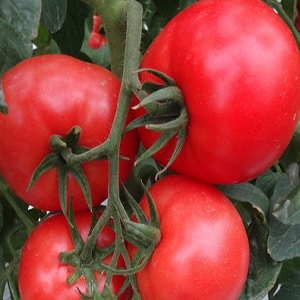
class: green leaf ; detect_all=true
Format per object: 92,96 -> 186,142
241,226 -> 282,299
219,182 -> 270,218
0,20 -> 32,76
152,0 -> 195,20
41,0 -> 67,33
272,258 -> 300,299
269,174 -> 292,209
280,123 -> 300,170
0,0 -> 41,74
268,175 -> 300,261
273,183 -> 300,225
242,255 -> 282,300
141,11 -> 167,52
268,216 -> 300,261
0,0 -> 41,41
0,246 -> 6,296
52,0 -> 90,56
0,201 -> 3,234
239,199 -> 282,300
281,0 -> 298,21
255,169 -> 283,198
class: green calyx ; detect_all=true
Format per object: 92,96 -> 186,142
122,182 -> 161,247
127,68 -> 188,178
28,126 -> 95,215
123,220 -> 161,247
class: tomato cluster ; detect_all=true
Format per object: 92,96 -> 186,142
1,0 -> 300,299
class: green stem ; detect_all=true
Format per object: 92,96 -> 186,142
67,0 -> 142,167
78,0 -> 143,265
81,0 -> 128,78
80,204 -> 112,263
105,0 -> 143,226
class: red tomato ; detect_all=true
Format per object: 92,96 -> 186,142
130,175 -> 249,300
91,14 -> 102,33
0,54 -> 138,211
88,14 -> 107,49
88,31 -> 107,49
18,211 -> 130,299
135,0 -> 300,184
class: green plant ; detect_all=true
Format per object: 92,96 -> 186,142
1,0 -> 300,299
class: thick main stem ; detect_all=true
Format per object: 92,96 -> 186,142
78,0 -> 143,264
81,0 -> 128,79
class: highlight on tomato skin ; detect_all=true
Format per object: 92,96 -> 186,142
134,0 -> 300,185
0,54 -> 139,212
18,211 -> 131,300
128,175 -> 250,300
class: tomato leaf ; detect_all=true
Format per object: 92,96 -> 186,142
152,0 -> 196,20
280,124 -> 300,169
280,0 -> 298,21
273,183 -> 300,225
255,169 -> 283,198
41,0 -> 67,33
218,182 -> 269,218
0,0 -> 41,75
268,217 -> 300,261
51,0 -> 90,56
0,0 -> 41,41
268,175 -> 300,261
241,213 -> 282,299
272,258 -> 300,299
0,20 -> 32,76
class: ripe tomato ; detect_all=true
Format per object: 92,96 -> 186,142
135,0 -> 300,184
88,31 -> 107,49
18,211 -> 130,299
0,54 -> 138,211
130,175 -> 249,300
88,14 -> 107,49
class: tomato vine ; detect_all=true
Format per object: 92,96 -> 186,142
1,0 -> 300,299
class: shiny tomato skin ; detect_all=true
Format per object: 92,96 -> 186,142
0,54 -> 138,211
133,175 -> 249,300
18,211 -> 129,300
135,0 -> 300,184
